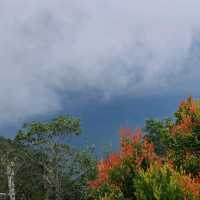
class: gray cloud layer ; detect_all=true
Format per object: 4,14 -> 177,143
0,0 -> 200,124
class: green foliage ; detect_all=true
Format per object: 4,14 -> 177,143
90,183 -> 125,200
15,115 -> 81,145
99,190 -> 125,200
14,115 -> 83,199
183,154 -> 200,176
1,97 -> 200,200
89,97 -> 200,200
134,163 -> 184,200
144,118 -> 172,155
0,115 -> 96,200
109,162 -> 137,199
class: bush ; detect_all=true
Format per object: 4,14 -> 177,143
134,162 -> 184,200
89,97 -> 200,200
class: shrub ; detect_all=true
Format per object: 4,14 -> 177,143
134,162 -> 184,200
89,97 -> 200,200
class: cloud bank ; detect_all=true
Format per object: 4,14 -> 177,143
0,0 -> 200,124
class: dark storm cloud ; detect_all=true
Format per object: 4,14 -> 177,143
0,0 -> 200,124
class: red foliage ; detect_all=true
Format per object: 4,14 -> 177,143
171,115 -> 193,135
179,174 -> 200,199
89,128 -> 159,189
171,96 -> 199,136
89,97 -> 200,199
89,153 -> 122,189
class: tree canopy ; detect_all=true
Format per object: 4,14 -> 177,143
1,97 -> 200,200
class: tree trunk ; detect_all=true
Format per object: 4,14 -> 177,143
7,162 -> 15,200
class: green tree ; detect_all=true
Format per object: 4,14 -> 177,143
15,115 -> 96,200
144,118 -> 172,155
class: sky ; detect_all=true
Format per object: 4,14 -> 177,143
0,0 -> 200,149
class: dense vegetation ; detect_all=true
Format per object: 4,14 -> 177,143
0,116 -> 96,200
0,96 -> 200,199
88,96 -> 200,200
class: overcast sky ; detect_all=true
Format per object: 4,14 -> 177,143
0,1 -> 200,141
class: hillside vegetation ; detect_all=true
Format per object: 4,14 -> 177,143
0,97 -> 200,200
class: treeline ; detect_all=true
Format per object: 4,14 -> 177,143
0,116 -> 96,200
89,97 -> 200,200
0,97 -> 200,200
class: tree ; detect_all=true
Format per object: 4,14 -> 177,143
0,137 -> 10,194
0,137 -> 18,200
145,97 -> 200,176
89,97 -> 200,200
0,136 -> 44,200
15,115 -> 96,200
165,97 -> 200,176
144,118 -> 172,155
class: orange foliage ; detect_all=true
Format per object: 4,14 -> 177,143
171,115 -> 193,135
120,128 -> 142,158
89,97 -> 200,199
171,96 -> 199,136
179,174 -> 200,200
179,96 -> 198,114
89,152 -> 122,189
89,128 -> 159,189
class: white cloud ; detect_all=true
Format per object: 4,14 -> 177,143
0,0 -> 200,124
